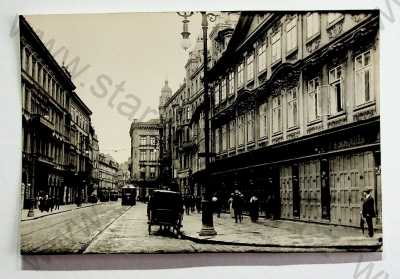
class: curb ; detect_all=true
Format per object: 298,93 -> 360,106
181,232 -> 383,251
20,202 -> 107,222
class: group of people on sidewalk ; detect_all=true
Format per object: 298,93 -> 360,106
183,194 -> 202,215
225,190 -> 259,223
36,194 -> 60,213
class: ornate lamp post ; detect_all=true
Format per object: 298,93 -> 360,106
177,11 -> 218,236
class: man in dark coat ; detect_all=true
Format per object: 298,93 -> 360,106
362,189 -> 376,237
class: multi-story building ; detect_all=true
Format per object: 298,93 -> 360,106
66,91 -> 92,203
98,153 -> 119,190
20,16 -> 96,207
129,119 -> 161,199
205,11 -> 380,229
115,160 -> 130,193
159,13 -> 238,195
20,16 -> 75,207
89,128 -> 100,194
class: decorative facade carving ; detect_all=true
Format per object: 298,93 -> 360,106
327,115 -> 348,128
287,129 -> 300,140
307,122 -> 323,134
327,20 -> 344,39
353,106 -> 376,122
306,38 -> 321,53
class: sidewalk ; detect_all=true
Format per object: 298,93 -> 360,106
20,202 -> 100,221
181,212 -> 383,251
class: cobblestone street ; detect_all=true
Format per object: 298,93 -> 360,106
21,201 -> 382,254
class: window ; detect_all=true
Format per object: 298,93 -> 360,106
246,54 -> 254,81
238,115 -> 245,146
329,65 -> 344,114
246,111 -> 255,142
222,125 -> 227,152
286,17 -> 297,52
23,48 -> 30,72
32,59 -> 37,81
140,167 -> 146,179
150,167 -> 156,178
150,150 -> 156,161
327,13 -> 342,25
257,42 -> 267,72
221,78 -> 227,101
150,136 -> 156,146
272,96 -> 282,133
307,77 -> 321,121
140,150 -> 146,161
306,13 -> 320,39
287,88 -> 298,128
228,72 -> 235,96
214,83 -> 220,106
186,106 -> 191,121
355,50 -> 373,106
259,103 -> 268,138
140,136 -> 147,146
229,120 -> 235,149
215,128 -> 220,153
238,62 -> 244,87
271,31 -> 282,63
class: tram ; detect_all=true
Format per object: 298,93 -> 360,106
110,190 -> 119,201
121,185 -> 137,206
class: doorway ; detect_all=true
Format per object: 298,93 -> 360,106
292,164 -> 300,218
320,159 -> 331,220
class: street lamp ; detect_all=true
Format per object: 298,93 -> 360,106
177,11 -> 218,236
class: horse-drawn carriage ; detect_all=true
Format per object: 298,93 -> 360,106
147,190 -> 184,235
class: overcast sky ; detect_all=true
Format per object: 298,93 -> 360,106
26,12 -> 203,163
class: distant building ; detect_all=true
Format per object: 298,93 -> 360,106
98,153 -> 119,191
89,129 -> 100,194
116,160 -> 130,192
129,119 -> 161,200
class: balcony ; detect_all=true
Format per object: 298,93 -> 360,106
181,139 -> 197,152
32,114 -> 54,131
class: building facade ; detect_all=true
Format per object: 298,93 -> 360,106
21,16 -> 74,207
158,13 -> 239,195
98,153 -> 119,191
129,119 -> 161,199
205,11 -> 380,228
66,91 -> 93,203
20,16 -> 96,207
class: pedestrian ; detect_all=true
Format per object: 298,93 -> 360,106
190,195 -> 196,213
184,195 -> 190,215
359,192 -> 366,235
43,194 -> 49,212
232,190 -> 243,223
362,189 -> 376,237
228,193 -> 234,218
249,194 -> 259,222
49,197 -> 54,212
195,195 -> 202,213
211,194 -> 220,218
55,196 -> 60,210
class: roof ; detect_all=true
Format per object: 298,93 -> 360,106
19,16 -> 76,91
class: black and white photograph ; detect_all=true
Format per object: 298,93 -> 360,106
18,10 -> 382,255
